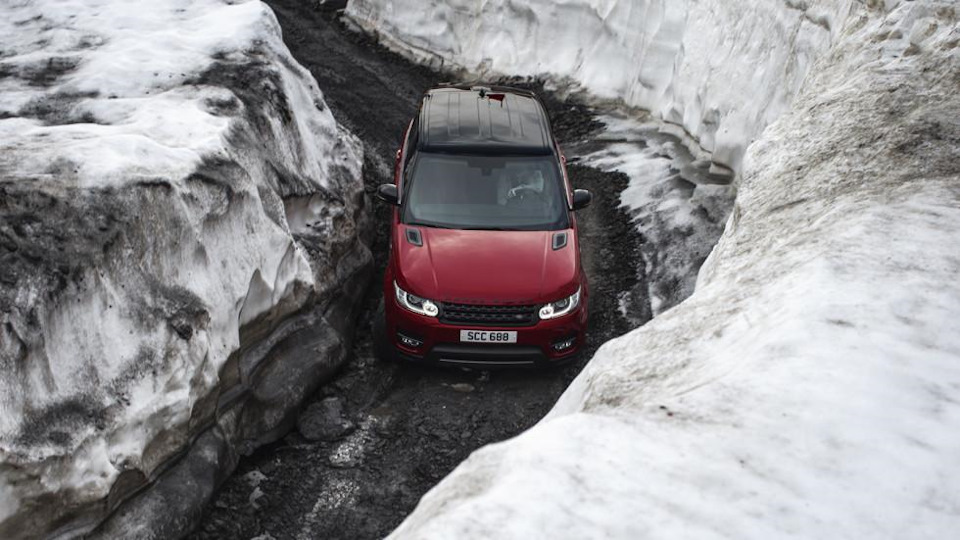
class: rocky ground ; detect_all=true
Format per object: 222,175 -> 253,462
189,3 -> 662,539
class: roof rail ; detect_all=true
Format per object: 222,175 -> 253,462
436,81 -> 539,98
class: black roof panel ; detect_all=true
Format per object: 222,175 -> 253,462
419,86 -> 554,155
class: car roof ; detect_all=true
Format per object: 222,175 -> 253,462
417,85 -> 554,155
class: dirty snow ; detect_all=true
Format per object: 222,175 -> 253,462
0,0 -> 364,536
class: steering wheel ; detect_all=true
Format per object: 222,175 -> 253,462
507,185 -> 540,201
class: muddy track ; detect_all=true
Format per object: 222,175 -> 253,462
190,4 -> 649,539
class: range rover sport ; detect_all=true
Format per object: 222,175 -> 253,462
374,84 -> 592,367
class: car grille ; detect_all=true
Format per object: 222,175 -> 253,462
440,302 -> 538,327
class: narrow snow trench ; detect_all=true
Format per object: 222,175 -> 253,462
191,4 -> 732,539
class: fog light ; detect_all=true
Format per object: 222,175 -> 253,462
552,336 -> 576,351
397,332 -> 423,348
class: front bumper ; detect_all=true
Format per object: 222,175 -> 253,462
385,296 -> 588,368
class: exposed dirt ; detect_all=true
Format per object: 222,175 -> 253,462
191,4 -> 649,539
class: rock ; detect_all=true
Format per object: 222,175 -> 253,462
243,470 -> 267,487
298,397 -> 356,442
248,487 -> 266,510
448,383 -> 475,393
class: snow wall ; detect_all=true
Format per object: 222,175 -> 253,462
0,1 -> 371,538
346,0 -> 855,175
349,0 -> 960,538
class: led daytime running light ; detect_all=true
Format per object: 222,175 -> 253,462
539,287 -> 581,320
394,281 -> 439,317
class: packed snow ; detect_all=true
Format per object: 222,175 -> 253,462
357,0 -> 960,538
346,0 -> 853,173
0,0 -> 365,537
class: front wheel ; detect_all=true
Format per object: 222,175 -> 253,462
372,297 -> 395,363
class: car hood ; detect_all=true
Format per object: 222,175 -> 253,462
394,226 -> 579,304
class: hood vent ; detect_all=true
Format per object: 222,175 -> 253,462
406,228 -> 423,247
552,232 -> 568,251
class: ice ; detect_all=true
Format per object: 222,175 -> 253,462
0,0 -> 366,536
366,1 -> 960,538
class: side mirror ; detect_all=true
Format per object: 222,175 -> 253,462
377,183 -> 399,205
572,189 -> 592,211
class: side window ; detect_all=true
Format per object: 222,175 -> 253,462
396,118 -> 419,206
404,117 -> 419,168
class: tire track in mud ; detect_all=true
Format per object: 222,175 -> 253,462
191,4 -> 649,539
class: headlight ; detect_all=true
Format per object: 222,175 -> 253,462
394,281 -> 439,317
539,287 -> 581,320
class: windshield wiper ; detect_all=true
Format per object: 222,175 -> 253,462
407,222 -> 533,231
406,222 -> 453,229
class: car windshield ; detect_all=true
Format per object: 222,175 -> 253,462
401,153 -> 569,231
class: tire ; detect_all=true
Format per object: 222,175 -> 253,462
372,297 -> 395,362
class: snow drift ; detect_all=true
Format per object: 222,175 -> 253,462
0,1 -> 370,537
346,0 -> 854,174
351,1 -> 960,538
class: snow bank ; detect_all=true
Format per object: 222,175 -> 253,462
0,1 -> 368,537
388,1 -> 960,538
346,0 -> 853,173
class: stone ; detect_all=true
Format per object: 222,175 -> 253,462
297,397 -> 356,442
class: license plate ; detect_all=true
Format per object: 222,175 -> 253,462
460,330 -> 517,344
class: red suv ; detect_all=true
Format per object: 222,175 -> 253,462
374,85 -> 592,367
